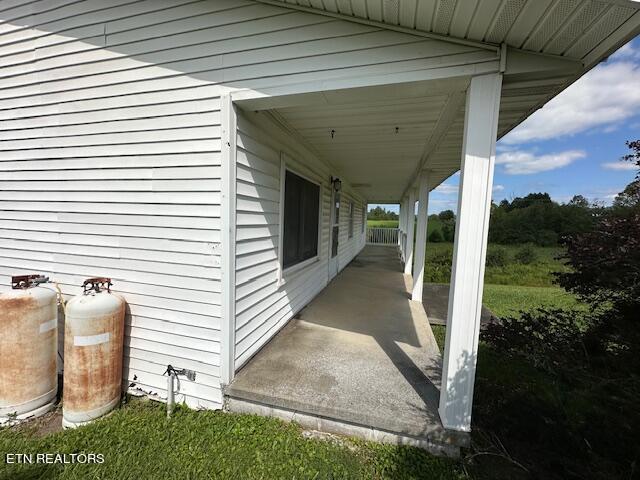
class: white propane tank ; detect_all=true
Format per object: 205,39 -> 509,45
0,275 -> 58,424
63,277 -> 125,429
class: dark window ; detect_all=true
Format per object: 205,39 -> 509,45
331,192 -> 340,258
283,170 -> 320,269
348,201 -> 354,238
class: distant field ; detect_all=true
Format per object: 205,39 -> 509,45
367,219 -> 398,228
367,218 -> 442,237
424,241 -> 584,319
424,242 -> 569,287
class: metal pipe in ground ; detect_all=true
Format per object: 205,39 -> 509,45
166,370 -> 176,418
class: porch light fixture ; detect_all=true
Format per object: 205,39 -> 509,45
331,176 -> 342,192
330,129 -> 336,139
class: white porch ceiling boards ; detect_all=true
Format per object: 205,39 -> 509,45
272,80 -> 464,202
262,0 -> 640,64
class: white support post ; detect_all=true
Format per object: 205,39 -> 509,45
397,202 -> 403,250
404,189 -> 417,275
220,94 -> 238,386
400,198 -> 407,260
411,171 -> 430,302
439,73 -> 502,432
402,196 -> 409,261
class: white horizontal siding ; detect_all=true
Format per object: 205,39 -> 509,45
337,196 -> 366,271
233,109 -> 365,370
0,0 -> 485,408
0,0 -> 228,409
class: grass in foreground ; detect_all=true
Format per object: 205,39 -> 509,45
0,400 -> 465,480
430,283 -> 632,480
482,284 -> 586,318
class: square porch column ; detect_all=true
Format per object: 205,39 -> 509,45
397,201 -> 403,251
411,171 -> 430,301
400,197 -> 408,261
404,189 -> 417,275
439,73 -> 502,432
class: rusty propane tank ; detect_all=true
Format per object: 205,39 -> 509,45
0,275 -> 58,424
63,277 -> 125,429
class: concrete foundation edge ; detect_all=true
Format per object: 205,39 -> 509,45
226,397 -> 460,458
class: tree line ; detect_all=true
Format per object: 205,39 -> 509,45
369,168 -> 637,247
429,191 -> 632,246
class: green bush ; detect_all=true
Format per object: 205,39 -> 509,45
485,245 -> 508,267
481,308 -> 588,373
424,246 -> 452,283
441,222 -> 455,242
515,244 -> 538,264
428,229 -> 443,242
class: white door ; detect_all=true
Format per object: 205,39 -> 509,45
329,189 -> 340,280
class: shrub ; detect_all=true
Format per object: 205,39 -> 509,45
556,140 -> 639,335
514,244 -> 538,264
485,245 -> 508,267
537,229 -> 558,246
424,247 -> 452,283
429,247 -> 453,266
428,229 -> 443,243
481,308 -> 589,373
441,221 -> 455,242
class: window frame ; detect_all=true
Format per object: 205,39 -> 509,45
277,153 -> 323,286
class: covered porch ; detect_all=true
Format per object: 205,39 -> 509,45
223,17 -> 601,441
231,72 -> 508,437
226,245 -> 466,455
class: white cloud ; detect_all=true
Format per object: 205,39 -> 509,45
433,183 -> 458,195
503,60 -> 640,144
493,184 -> 505,192
496,150 -> 585,175
611,42 -> 640,61
601,161 -> 638,171
428,199 -> 458,214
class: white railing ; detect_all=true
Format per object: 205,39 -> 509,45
366,227 -> 399,245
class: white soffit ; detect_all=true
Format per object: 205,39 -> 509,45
260,0 -> 640,64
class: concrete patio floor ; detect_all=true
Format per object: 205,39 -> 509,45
423,283 -> 495,326
225,246 -> 468,454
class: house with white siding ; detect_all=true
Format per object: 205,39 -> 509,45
1,0 -> 638,453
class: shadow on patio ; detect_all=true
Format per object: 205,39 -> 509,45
226,246 -> 468,454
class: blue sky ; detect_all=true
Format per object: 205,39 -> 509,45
372,38 -> 640,215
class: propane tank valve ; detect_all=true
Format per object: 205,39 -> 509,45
11,275 -> 50,289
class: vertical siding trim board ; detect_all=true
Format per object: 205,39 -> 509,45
220,93 -> 237,385
276,153 -> 286,284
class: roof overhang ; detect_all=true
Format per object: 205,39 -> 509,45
241,0 -> 640,202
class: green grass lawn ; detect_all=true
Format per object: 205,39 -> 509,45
0,401 -> 464,480
431,284 -> 584,351
424,242 -> 568,287
482,284 -> 586,318
366,219 -> 398,228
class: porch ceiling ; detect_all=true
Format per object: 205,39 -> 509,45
271,79 -> 467,202
250,0 -> 640,202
